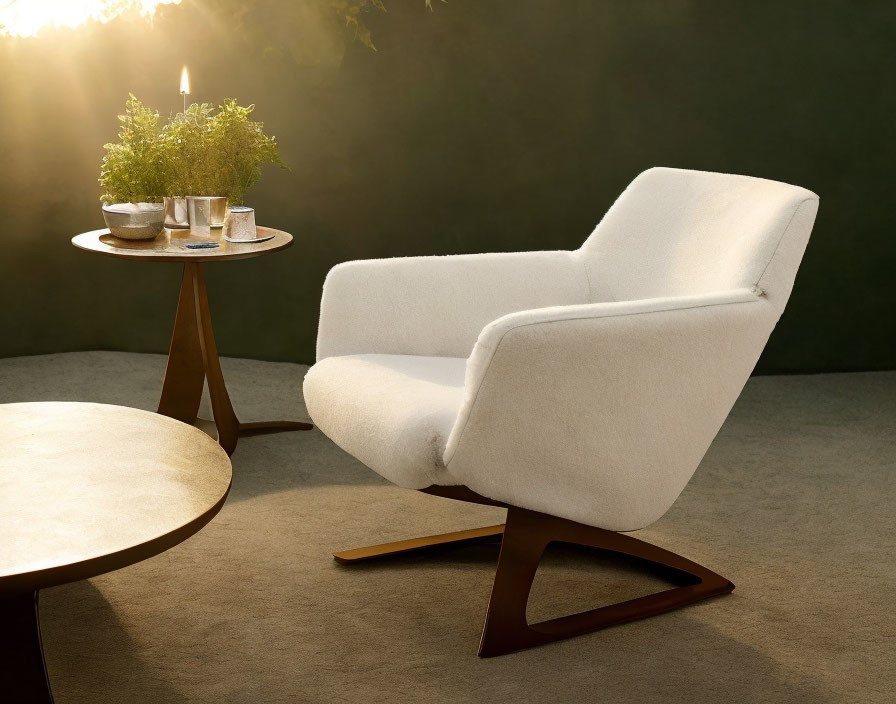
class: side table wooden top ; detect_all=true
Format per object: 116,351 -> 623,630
72,226 -> 293,263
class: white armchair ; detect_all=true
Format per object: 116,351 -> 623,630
303,167 -> 819,656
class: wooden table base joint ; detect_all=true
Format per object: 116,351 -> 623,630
158,263 -> 311,455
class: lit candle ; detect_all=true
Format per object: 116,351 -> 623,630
180,65 -> 190,113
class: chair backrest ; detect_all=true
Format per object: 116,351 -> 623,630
578,168 -> 819,310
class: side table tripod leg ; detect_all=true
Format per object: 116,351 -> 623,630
158,263 -> 206,424
193,264 -> 240,455
239,420 -> 313,436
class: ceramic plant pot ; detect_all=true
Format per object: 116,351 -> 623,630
101,202 -> 165,240
163,197 -> 189,228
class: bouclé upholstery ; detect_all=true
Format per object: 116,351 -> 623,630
304,167 -> 819,531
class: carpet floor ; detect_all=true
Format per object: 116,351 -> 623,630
0,351 -> 893,703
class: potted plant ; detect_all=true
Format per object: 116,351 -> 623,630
161,100 -> 286,230
98,95 -> 168,239
159,101 -> 214,227
100,96 -> 286,235
206,99 -> 286,205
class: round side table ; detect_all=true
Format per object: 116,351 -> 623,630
72,226 -> 312,455
0,402 -> 232,703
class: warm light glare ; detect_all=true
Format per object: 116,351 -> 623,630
0,0 -> 182,38
180,65 -> 190,95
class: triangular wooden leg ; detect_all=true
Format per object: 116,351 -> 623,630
478,506 -> 734,657
192,264 -> 240,456
158,263 -> 206,425
332,487 -> 733,657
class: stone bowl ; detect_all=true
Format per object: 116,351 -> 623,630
101,203 -> 165,240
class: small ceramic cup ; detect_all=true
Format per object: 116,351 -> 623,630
222,206 -> 257,241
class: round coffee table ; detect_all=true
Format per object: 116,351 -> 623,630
0,402 -> 232,703
72,226 -> 312,455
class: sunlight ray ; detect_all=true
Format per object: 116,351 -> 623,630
0,0 -> 181,38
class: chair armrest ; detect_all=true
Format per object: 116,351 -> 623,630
316,251 -> 589,360
443,287 -> 774,531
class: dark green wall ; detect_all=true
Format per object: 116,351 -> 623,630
1,1 -> 893,372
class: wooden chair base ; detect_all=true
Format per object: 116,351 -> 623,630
333,486 -> 734,657
333,524 -> 505,564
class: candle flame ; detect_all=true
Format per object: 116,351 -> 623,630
180,65 -> 190,95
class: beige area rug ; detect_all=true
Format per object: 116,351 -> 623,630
0,352 -> 893,703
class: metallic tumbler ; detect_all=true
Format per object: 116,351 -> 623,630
187,196 -> 228,235
163,196 -> 189,228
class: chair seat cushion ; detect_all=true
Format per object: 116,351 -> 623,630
303,354 -> 467,488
